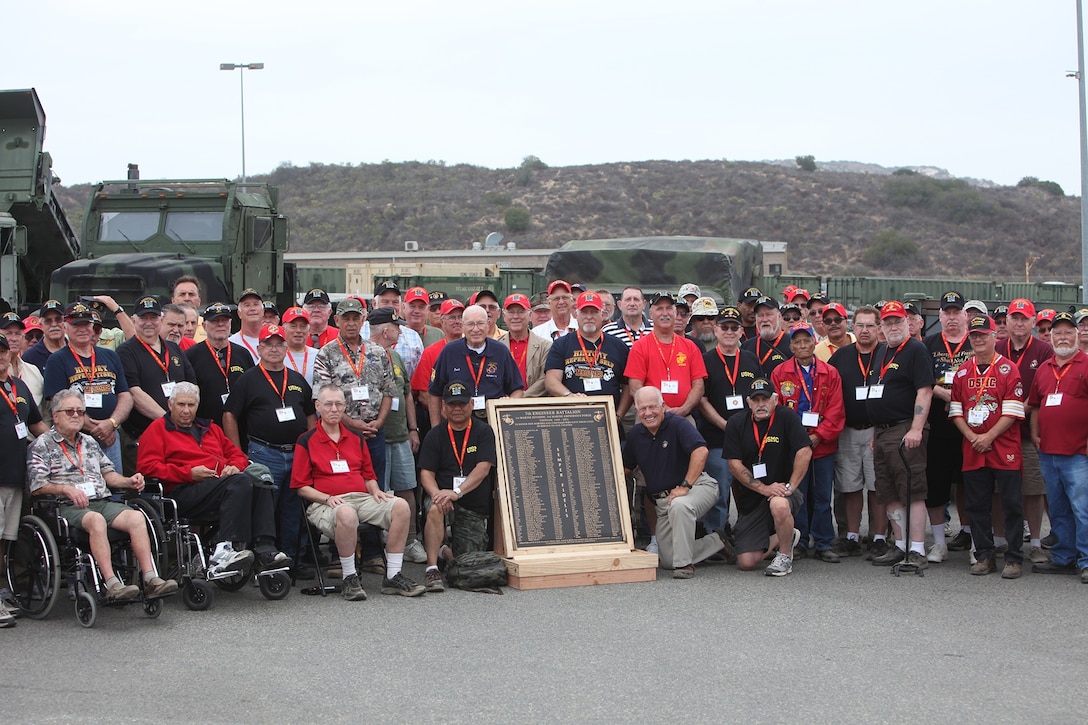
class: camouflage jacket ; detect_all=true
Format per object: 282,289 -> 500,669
313,336 -> 396,422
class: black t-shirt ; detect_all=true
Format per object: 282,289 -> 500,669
828,343 -> 885,427
864,339 -> 935,425
700,347 -> 763,448
622,413 -> 707,494
741,332 -> 794,377
118,336 -> 196,437
186,341 -> 254,424
722,405 -> 809,515
418,419 -> 497,515
224,365 -> 314,445
924,332 -> 973,434
544,331 -> 629,403
0,376 -> 43,487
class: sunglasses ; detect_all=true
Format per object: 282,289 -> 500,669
717,323 -> 741,331
782,314 -> 802,322
823,317 -> 844,325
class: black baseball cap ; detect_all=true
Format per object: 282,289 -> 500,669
738,287 -> 763,303
0,312 -> 24,329
204,302 -> 234,321
374,280 -> 401,297
238,288 -> 263,304
649,292 -> 677,305
262,301 -> 279,315
64,301 -> 96,324
444,381 -> 472,404
134,295 -> 163,316
304,288 -> 331,305
368,308 -> 406,326
940,291 -> 966,310
748,378 -> 774,398
754,296 -> 779,311
428,291 -> 449,307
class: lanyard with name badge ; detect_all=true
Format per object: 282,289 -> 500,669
716,348 -> 743,410
60,438 -> 95,497
466,354 -> 487,410
69,344 -> 103,408
138,337 -> 175,398
795,359 -> 821,427
259,364 -> 295,422
207,341 -> 233,404
967,356 -> 997,426
653,332 -> 679,395
756,331 -> 785,368
0,379 -> 27,439
1046,359 -> 1075,407
855,348 -> 874,401
940,334 -> 969,385
338,337 -> 370,402
449,419 -> 472,490
576,332 -> 603,392
871,340 -> 908,399
751,408 -> 777,479
328,434 -> 350,474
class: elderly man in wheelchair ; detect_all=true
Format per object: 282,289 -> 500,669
27,388 -> 178,602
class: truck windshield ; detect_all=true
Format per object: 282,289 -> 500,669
98,212 -> 160,242
165,211 -> 224,242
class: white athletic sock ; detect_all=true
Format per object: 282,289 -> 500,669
847,532 -> 859,542
895,540 -> 907,552
931,524 -> 946,546
386,553 -> 404,578
1030,538 -> 1041,548
910,541 -> 926,555
340,555 -> 356,578
426,565 -> 439,573
873,535 -> 887,542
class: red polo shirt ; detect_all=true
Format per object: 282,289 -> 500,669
290,422 -> 376,496
1027,350 -> 1088,456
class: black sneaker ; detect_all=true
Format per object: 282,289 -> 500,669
1032,560 -> 1078,574
381,572 -> 425,597
871,546 -> 906,566
947,530 -> 973,551
257,551 -> 291,573
866,539 -> 890,561
814,549 -> 841,563
833,539 -> 863,557
1041,532 -> 1059,549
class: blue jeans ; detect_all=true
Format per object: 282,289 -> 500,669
366,428 -> 387,489
101,437 -> 122,475
247,441 -> 304,560
796,454 -> 836,552
701,447 -> 732,533
1038,452 -> 1088,570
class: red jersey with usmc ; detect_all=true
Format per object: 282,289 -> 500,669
949,353 -> 1024,471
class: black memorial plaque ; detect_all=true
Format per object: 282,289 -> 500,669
497,403 -> 625,547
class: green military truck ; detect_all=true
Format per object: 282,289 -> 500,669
51,166 -> 294,312
0,89 -> 80,314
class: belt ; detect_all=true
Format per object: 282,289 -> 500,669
875,419 -> 911,432
848,423 -> 873,431
250,437 -> 296,453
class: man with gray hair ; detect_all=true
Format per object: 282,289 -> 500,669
621,386 -> 725,578
137,382 -> 288,576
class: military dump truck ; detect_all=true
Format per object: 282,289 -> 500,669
50,165 -> 294,312
0,89 -> 80,313
544,236 -> 763,303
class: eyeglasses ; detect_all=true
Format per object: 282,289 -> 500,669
479,304 -> 499,311
807,310 -> 820,317
463,321 -> 488,328
57,408 -> 86,417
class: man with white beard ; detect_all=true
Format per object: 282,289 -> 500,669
741,296 -> 793,377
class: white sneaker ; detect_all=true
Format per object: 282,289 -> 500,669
927,542 -> 948,563
208,542 -> 253,576
403,539 -> 427,564
646,539 -> 659,555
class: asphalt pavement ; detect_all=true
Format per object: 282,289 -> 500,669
2,545 -> 1085,724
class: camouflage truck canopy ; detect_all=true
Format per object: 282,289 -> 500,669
49,252 -> 230,312
544,236 -> 763,304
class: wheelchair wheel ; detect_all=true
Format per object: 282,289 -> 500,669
142,597 -> 163,619
75,590 -> 97,628
128,498 -> 168,574
258,571 -> 291,600
182,579 -> 213,611
212,560 -> 252,592
6,515 -> 61,620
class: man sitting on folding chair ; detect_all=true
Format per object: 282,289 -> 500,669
290,384 -> 425,601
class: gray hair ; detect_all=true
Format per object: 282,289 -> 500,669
161,303 -> 186,317
634,386 -> 664,407
51,388 -> 84,415
315,384 -> 346,402
169,381 -> 201,402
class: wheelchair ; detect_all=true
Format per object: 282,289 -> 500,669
5,494 -> 171,628
142,481 -> 291,610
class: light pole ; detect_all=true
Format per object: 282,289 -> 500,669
219,62 -> 264,184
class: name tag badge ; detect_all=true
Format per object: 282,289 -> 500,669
943,370 -> 955,385
14,422 -> 28,439
84,393 -> 103,408
351,385 -> 369,401
161,381 -> 176,398
330,459 -> 349,474
967,407 -> 986,427
275,406 -> 296,422
221,393 -> 230,404
802,411 -> 820,427
471,395 -> 486,411
453,476 -> 467,488
752,463 -> 768,479
661,380 -> 679,395
1046,393 -> 1064,407
78,482 -> 97,498
390,396 -> 400,411
726,395 -> 743,410
582,377 -> 602,392
855,386 -> 868,401
868,384 -> 884,399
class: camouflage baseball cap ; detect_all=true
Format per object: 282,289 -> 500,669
690,296 -> 719,318
529,293 -> 549,311
203,302 -> 234,320
337,298 -> 365,316
677,283 -> 701,299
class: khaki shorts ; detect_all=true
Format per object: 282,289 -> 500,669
834,426 -> 876,493
0,487 -> 22,541
307,492 -> 395,539
59,498 -> 130,529
1021,439 -> 1046,496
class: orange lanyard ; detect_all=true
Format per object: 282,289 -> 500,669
448,420 -> 472,476
206,340 -> 231,388
652,332 -> 676,380
59,438 -> 84,477
1052,359 -> 1075,394
337,337 -> 364,377
857,349 -> 874,382
576,332 -> 602,369
137,337 -> 169,377
240,335 -> 260,361
753,408 -> 777,462
716,348 -> 740,393
971,355 -> 998,394
795,359 -> 818,411
878,340 -> 908,383
286,348 -> 309,376
68,344 -> 96,383
258,364 -> 288,406
465,354 -> 486,394
756,332 -> 784,366
511,338 -> 528,370
0,378 -> 21,421
942,333 -> 968,364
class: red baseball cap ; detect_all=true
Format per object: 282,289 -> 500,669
547,279 -> 572,295
821,302 -> 847,320
23,315 -> 42,333
259,324 -> 286,342
439,299 -> 465,316
576,291 -> 604,310
504,293 -> 531,310
782,284 -> 797,300
880,300 -> 907,319
1007,298 -> 1036,318
788,288 -> 811,303
1036,309 -> 1057,324
404,286 -> 429,304
281,306 -> 310,324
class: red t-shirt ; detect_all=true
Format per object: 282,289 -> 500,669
1027,350 -> 1088,456
290,423 -> 377,496
949,353 -> 1024,470
997,336 -> 1053,436
411,338 -> 449,393
624,331 -> 708,409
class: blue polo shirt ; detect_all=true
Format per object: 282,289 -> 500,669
622,413 -> 707,495
428,338 -> 524,400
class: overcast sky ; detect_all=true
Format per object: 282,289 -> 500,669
5,1 -> 1084,195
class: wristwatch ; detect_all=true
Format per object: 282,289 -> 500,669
112,305 -> 124,315
453,486 -> 463,499
678,480 -> 692,489
785,483 -> 792,491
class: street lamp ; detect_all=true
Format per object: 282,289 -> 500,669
219,62 -> 264,184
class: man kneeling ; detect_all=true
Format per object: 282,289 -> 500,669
291,385 -> 424,599
723,379 -> 811,576
29,388 -> 178,600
